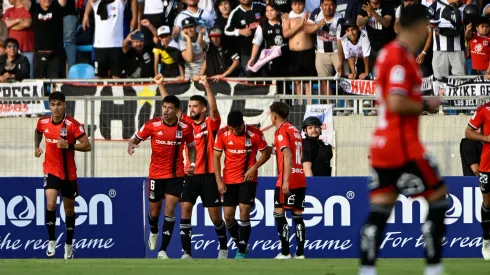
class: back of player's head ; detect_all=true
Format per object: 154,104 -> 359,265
399,3 -> 429,29
49,92 -> 65,102
269,101 -> 289,119
227,110 -> 244,127
163,95 -> 180,109
190,95 -> 208,107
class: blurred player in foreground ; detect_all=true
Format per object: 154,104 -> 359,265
360,4 -> 448,275
154,74 -> 229,259
35,92 -> 92,259
127,94 -> 196,259
270,102 -> 307,259
213,111 -> 272,258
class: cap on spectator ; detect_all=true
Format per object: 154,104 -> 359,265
343,18 -> 357,29
181,17 -> 197,28
209,26 -> 222,37
475,16 -> 490,27
158,25 -> 171,36
131,31 -> 144,41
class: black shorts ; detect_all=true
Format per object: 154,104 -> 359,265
222,182 -> 257,207
34,51 -> 65,79
94,47 -> 124,77
43,173 -> 79,200
181,173 -> 221,207
289,49 -> 316,77
369,155 -> 445,198
274,187 -> 306,212
480,172 -> 490,193
148,177 -> 184,203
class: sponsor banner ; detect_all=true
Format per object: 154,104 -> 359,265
303,104 -> 334,146
339,76 -> 434,96
432,76 -> 490,107
0,177 -> 145,258
0,81 -> 45,117
60,81 -> 275,140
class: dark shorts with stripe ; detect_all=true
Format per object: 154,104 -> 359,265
148,177 -> 184,203
222,181 -> 257,207
369,155 -> 445,198
44,173 -> 79,200
181,173 -> 221,207
274,187 -> 306,212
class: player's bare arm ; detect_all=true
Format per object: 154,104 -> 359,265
57,134 -> 92,152
127,136 -> 142,156
303,161 -> 313,176
388,94 -> 439,115
200,76 -> 220,120
34,129 -> 43,157
213,150 -> 226,194
186,143 -> 197,176
244,146 -> 272,182
281,147 -> 293,194
154,74 -> 167,99
465,125 -> 490,143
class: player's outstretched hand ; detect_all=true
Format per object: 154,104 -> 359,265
424,97 -> 440,114
243,166 -> 257,182
127,142 -> 139,156
35,147 -> 43,158
217,181 -> 227,195
154,74 -> 164,85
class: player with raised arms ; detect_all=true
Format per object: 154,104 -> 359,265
127,94 -> 196,259
34,92 -> 92,259
213,110 -> 272,258
359,4 -> 448,275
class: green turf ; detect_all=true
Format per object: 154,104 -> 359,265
1,259 -> 490,275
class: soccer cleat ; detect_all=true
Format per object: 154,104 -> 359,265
64,244 -> 74,259
148,232 -> 158,251
46,240 -> 56,257
274,253 -> 292,259
217,249 -> 228,259
181,254 -> 192,259
234,247 -> 249,259
294,254 -> 305,259
483,240 -> 490,260
157,250 -> 169,259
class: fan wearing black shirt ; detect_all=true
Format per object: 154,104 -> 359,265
203,26 -> 240,80
30,0 -> 67,79
301,116 -> 333,176
0,38 -> 30,82
460,135 -> 483,176
224,0 -> 265,76
122,30 -> 154,78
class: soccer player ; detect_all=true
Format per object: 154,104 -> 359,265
359,4 -> 448,275
34,92 -> 92,259
127,95 -> 196,259
465,104 -> 490,259
213,110 -> 272,258
269,101 -> 307,259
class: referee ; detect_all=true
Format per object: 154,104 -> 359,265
301,116 -> 333,176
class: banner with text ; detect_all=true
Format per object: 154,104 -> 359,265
0,81 -> 45,117
339,76 -> 434,96
60,81 -> 276,140
0,177 -> 145,258
432,76 -> 490,107
303,104 -> 334,146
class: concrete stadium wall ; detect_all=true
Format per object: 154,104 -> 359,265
0,115 -> 471,177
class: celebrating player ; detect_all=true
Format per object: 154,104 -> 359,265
127,95 -> 196,259
34,92 -> 92,259
360,4 -> 448,275
269,101 -> 307,259
213,111 -> 272,258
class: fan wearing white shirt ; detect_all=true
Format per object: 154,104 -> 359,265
340,18 -> 370,79
173,0 -> 214,40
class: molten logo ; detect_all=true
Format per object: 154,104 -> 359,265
7,196 -> 35,227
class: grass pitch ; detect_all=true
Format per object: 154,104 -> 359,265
1,259 -> 489,275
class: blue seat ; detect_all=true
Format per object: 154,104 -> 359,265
68,64 -> 95,79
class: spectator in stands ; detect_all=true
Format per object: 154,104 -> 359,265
340,18 -> 370,79
357,0 -> 395,71
306,0 -> 343,97
270,0 -> 292,13
63,0 -> 77,71
428,0 -> 466,79
138,0 -> 178,50
302,116 -> 333,177
153,25 -> 183,77
123,30 -> 154,78
180,17 -> 207,79
173,0 -> 215,40
0,38 -> 30,81
84,0 -> 126,78
224,0 -> 265,77
3,0 -> 34,78
465,17 -> 490,76
460,131 -> 482,176
198,0 -> 217,18
214,0 -> 237,47
30,0 -> 66,79
203,26 -> 240,79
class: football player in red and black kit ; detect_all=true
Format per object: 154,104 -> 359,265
155,74 -> 230,259
359,4 -> 448,275
34,92 -> 92,259
269,102 -> 307,259
128,95 -> 196,259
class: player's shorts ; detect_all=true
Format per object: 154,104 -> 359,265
222,181 -> 257,207
479,172 -> 490,193
369,155 -> 445,198
274,187 -> 306,212
148,177 -> 184,203
43,173 -> 79,200
181,173 -> 221,207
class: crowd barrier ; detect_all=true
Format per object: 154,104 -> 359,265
0,177 -> 483,258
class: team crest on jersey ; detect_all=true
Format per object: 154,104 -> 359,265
60,128 -> 67,136
245,138 -> 252,147
241,20 -> 246,25
278,134 -> 283,141
274,35 -> 283,45
201,122 -> 207,129
176,130 -> 183,138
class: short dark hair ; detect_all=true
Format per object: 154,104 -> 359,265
321,0 -> 336,5
227,110 -> 244,127
189,95 -> 208,107
48,92 -> 65,102
4,38 -> 18,48
269,101 -> 289,119
400,4 -> 429,28
163,95 -> 180,108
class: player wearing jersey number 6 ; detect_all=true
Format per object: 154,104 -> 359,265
359,4 -> 448,275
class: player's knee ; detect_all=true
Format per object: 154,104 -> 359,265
210,214 -> 223,226
180,203 -> 193,219
64,208 -> 75,216
239,205 -> 251,220
46,201 -> 57,211
224,215 -> 235,226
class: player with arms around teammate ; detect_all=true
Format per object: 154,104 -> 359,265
360,4 -> 448,275
34,92 -> 92,259
127,95 -> 196,259
269,101 -> 307,259
213,111 -> 272,258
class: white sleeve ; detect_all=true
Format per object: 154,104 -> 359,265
252,25 -> 264,46
341,38 -> 350,59
205,10 -> 215,29
174,13 -> 184,28
361,31 -> 371,57
224,8 -> 240,37
395,6 -> 401,19
179,39 -> 187,51
336,24 -> 342,39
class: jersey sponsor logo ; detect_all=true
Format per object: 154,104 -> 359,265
155,139 -> 181,145
45,138 -> 59,144
292,168 -> 304,174
227,149 -> 251,154
194,131 -> 208,139
389,65 -> 406,85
